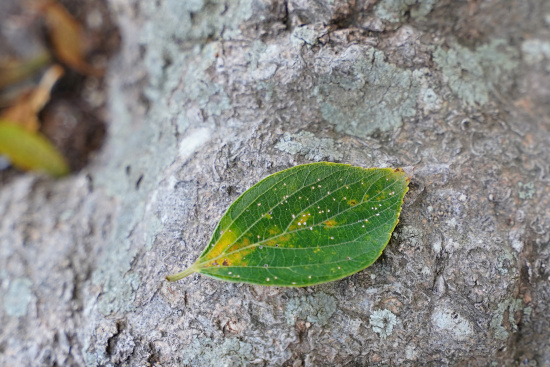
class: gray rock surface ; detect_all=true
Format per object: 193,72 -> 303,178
2,0 -> 550,366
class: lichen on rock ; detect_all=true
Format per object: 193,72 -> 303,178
369,309 -> 397,339
433,39 -> 518,106
274,131 -> 343,161
312,45 -> 420,138
285,292 -> 338,326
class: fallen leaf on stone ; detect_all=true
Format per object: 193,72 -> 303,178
1,65 -> 64,132
34,0 -> 103,76
0,52 -> 51,90
166,162 -> 410,286
0,119 -> 69,177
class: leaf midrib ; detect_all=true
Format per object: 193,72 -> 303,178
201,202 -> 398,269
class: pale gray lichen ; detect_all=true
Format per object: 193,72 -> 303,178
246,41 -> 268,70
420,88 -> 442,112
393,225 -> 424,248
92,0 -> 238,321
509,227 -> 525,253
518,181 -> 535,200
181,336 -> 255,366
142,0 -> 254,43
490,299 -> 523,340
275,131 -> 343,161
375,0 -> 439,23
523,306 -> 532,321
84,320 -> 134,367
405,345 -> 418,360
414,67 -> 443,113
521,39 -> 550,71
313,45 -> 419,138
169,43 -> 231,118
140,4 -> 233,117
246,41 -> 280,81
3,278 -> 32,317
285,292 -> 338,326
431,307 -> 474,341
496,249 -> 515,275
95,272 -> 140,315
291,24 -> 328,47
433,39 -> 519,106
369,309 -> 397,339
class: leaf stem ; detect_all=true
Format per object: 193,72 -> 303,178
165,264 -> 198,282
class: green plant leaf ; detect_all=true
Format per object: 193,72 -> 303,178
166,162 -> 410,286
0,120 -> 69,177
0,52 -> 51,89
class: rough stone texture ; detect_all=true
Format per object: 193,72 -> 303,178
1,0 -> 550,366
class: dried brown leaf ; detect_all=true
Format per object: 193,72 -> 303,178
1,65 -> 64,131
34,0 -> 103,76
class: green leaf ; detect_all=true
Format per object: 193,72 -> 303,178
0,52 -> 51,89
0,120 -> 69,177
166,162 -> 410,286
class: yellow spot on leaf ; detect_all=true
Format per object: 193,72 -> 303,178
277,234 -> 291,243
268,226 -> 280,235
202,234 -> 253,268
324,219 -> 337,227
225,244 -> 251,266
204,230 -> 238,261
226,237 -> 251,254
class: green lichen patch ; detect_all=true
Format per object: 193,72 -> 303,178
392,225 -> 424,248
144,0 -> 255,43
369,309 -> 397,339
518,181 -> 535,200
313,46 -> 420,138
375,0 -> 439,23
181,336 -> 255,366
434,39 -> 519,106
490,298 -> 523,340
291,25 -> 327,47
3,278 -> 32,317
95,272 -> 140,315
431,306 -> 473,341
285,292 -> 338,326
521,39 -> 550,71
274,132 -> 343,161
